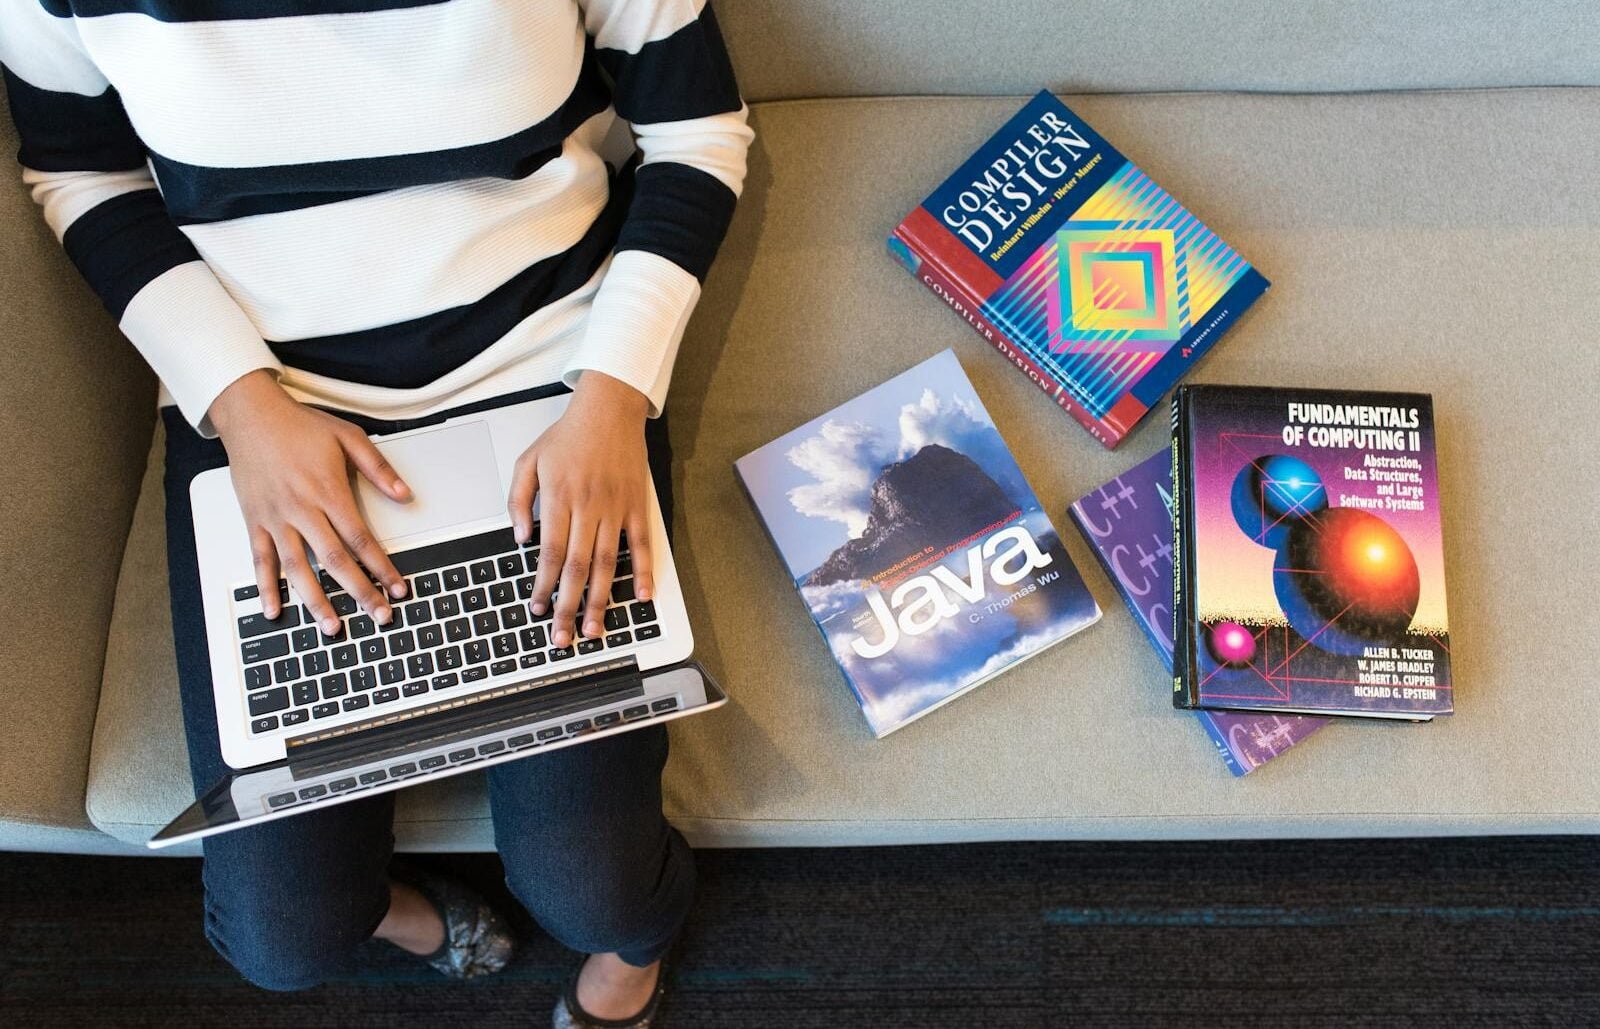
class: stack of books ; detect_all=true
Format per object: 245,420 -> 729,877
735,91 -> 1453,773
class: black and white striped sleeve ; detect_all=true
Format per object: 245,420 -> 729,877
570,0 -> 753,414
0,2 -> 280,434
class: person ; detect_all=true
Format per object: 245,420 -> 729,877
0,0 -> 751,1023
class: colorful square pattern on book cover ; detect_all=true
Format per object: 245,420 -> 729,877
1069,450 -> 1329,774
891,91 -> 1269,448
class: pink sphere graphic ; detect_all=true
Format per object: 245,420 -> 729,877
1207,620 -> 1257,668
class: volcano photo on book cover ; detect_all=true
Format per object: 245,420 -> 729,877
737,350 -> 1100,737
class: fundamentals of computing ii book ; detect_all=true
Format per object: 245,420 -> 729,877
735,349 -> 1101,738
1070,449 -> 1329,774
890,90 -> 1269,450
1172,385 -> 1453,720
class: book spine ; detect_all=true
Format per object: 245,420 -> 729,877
890,222 -> 1118,448
1196,713 -> 1251,776
1170,389 -> 1200,708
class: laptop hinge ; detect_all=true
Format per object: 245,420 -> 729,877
281,657 -> 644,773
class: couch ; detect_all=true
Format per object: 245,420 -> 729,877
3,1 -> 1597,855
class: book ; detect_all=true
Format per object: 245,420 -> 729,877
1070,449 -> 1329,775
889,90 -> 1270,450
735,349 -> 1102,738
1171,385 -> 1453,719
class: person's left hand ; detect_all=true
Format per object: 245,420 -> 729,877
507,372 -> 656,649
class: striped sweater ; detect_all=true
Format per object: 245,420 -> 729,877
0,0 -> 752,432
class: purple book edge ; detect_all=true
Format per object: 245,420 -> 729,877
1069,450 -> 1330,775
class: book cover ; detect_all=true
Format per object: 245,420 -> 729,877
1069,449 -> 1329,775
889,90 -> 1269,450
1172,386 -> 1453,719
735,349 -> 1102,737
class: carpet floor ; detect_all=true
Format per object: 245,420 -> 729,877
3,837 -> 1597,1027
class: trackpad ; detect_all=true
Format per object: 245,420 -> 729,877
354,420 -> 504,544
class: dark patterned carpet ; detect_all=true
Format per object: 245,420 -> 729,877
3,837 -> 1598,1027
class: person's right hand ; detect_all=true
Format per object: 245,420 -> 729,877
208,369 -> 411,634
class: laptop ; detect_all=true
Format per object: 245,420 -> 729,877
150,392 -> 725,848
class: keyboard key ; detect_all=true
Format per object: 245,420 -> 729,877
250,716 -> 280,733
470,560 -> 496,584
244,665 -> 272,690
462,665 -> 489,682
488,581 -> 513,607
472,611 -> 500,636
390,761 -> 417,776
516,576 -> 536,599
431,672 -> 461,690
238,608 -> 299,639
351,667 -> 377,692
651,697 -> 679,712
520,626 -> 547,650
437,646 -> 463,671
447,748 -> 475,763
248,688 -> 290,716
605,631 -> 633,648
359,638 -> 386,662
407,653 -> 435,678
565,718 -> 592,733
330,593 -> 357,617
501,604 -> 528,629
380,609 -> 406,631
629,600 -> 657,624
611,578 -> 636,603
593,712 -> 621,727
603,607 -> 629,632
434,593 -> 461,618
359,770 -> 386,785
403,601 -> 431,624
234,584 -> 259,601
519,653 -> 546,670
623,704 -> 649,720
291,626 -> 320,652
549,646 -> 574,661
635,624 -> 661,641
281,708 -> 309,727
272,656 -> 301,683
292,681 -> 319,706
268,792 -> 297,808
388,630 -> 416,656
491,633 -> 518,659
319,673 -> 349,698
445,617 -> 471,643
343,695 -> 370,712
329,777 -> 357,792
465,640 -> 490,664
478,740 -> 506,756
462,588 -> 488,612
402,680 -> 429,697
443,566 -> 469,590
419,755 -> 447,770
490,659 -> 517,676
415,572 -> 442,597
498,554 -> 523,578
577,638 -> 603,655
614,552 -> 632,576
312,702 -> 340,719
331,643 -> 357,669
373,686 -> 400,704
350,615 -> 375,638
378,659 -> 404,685
508,733 -> 536,747
537,726 -> 564,741
298,784 -> 328,800
241,634 -> 290,664
417,624 -> 444,649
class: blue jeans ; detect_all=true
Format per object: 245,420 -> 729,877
161,384 -> 693,991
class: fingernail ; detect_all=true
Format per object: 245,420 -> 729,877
584,621 -> 601,638
323,618 -> 341,635
513,523 -> 527,545
376,605 -> 392,624
392,479 -> 412,501
554,630 -> 569,647
389,581 -> 407,599
638,586 -> 652,601
530,601 -> 545,615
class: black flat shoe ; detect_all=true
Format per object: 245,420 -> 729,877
552,955 -> 669,1028
390,864 -> 515,981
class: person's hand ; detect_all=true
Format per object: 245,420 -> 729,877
208,370 -> 411,633
506,372 -> 655,648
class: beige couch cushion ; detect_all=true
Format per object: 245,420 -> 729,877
88,89 -> 1600,849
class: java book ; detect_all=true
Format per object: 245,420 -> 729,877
735,350 -> 1101,738
1070,449 -> 1329,775
889,90 -> 1269,450
1172,386 -> 1452,719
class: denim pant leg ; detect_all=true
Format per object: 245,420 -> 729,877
487,724 -> 693,966
163,408 -> 396,991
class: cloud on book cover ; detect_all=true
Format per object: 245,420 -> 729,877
784,387 -> 1028,536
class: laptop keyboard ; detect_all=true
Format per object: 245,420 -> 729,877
232,527 -> 660,735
